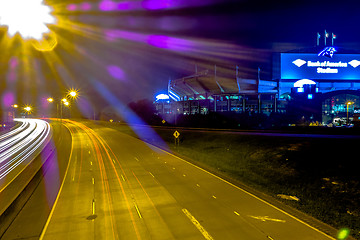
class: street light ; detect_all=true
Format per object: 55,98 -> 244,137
346,101 -> 354,125
11,104 -> 18,119
69,91 -> 77,98
23,105 -> 32,116
47,89 -> 79,119
48,98 -> 68,119
47,97 -> 60,118
67,89 -> 79,100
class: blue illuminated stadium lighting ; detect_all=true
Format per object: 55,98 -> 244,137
168,90 -> 180,101
294,79 -> 316,88
297,88 -> 304,93
307,94 -> 313,99
155,93 -> 170,102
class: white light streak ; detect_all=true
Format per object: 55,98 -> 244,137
0,118 -> 51,180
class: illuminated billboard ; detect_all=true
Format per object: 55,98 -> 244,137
281,53 -> 360,80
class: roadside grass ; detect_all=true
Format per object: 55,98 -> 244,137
102,122 -> 360,239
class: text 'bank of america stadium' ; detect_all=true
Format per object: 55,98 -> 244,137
155,44 -> 360,127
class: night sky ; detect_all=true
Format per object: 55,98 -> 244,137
1,0 -> 360,116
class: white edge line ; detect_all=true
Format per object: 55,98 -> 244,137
39,123 -> 74,240
156,147 -> 336,240
182,208 -> 214,240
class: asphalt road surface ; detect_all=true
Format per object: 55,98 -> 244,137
0,120 -> 71,239
34,119 -> 338,240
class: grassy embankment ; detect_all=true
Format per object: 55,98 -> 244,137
102,122 -> 360,239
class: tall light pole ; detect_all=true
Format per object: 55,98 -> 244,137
11,104 -> 18,119
67,89 -> 78,118
46,97 -> 68,119
60,98 -> 69,120
47,88 -> 79,120
47,97 -> 58,118
346,101 -> 354,125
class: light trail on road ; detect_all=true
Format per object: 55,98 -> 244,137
73,119 -> 143,240
41,119 -> 144,240
0,118 -> 51,185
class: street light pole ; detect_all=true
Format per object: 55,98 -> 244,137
346,101 -> 353,125
60,102 -> 63,121
47,89 -> 78,121
11,104 -> 18,119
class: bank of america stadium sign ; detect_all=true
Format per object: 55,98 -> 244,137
281,53 -> 360,80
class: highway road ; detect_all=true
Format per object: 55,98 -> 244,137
0,118 -> 54,238
0,118 -> 51,201
0,118 -> 51,186
0,120 -> 71,239
37,119 -> 338,240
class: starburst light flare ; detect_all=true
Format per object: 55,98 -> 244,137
0,0 -> 56,40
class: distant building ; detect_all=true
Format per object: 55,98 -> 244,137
156,66 -> 280,116
274,46 -> 360,125
156,45 -> 360,126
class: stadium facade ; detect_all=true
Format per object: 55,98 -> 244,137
155,45 -> 360,126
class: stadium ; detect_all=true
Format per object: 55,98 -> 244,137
155,36 -> 360,127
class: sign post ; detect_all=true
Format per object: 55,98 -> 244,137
173,130 -> 180,146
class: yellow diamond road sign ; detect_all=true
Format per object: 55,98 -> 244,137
173,131 -> 180,138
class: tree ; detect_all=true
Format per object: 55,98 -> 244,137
128,99 -> 160,125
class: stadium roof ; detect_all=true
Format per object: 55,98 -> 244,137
169,66 -> 278,100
